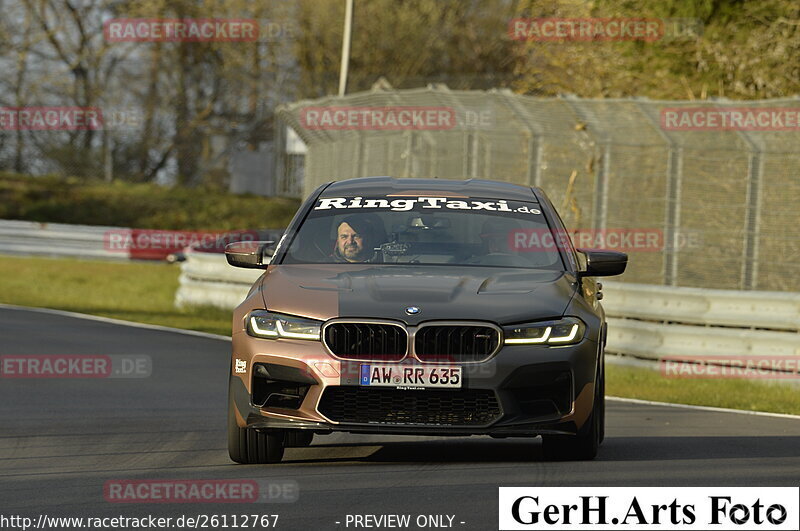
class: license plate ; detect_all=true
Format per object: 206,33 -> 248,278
360,364 -> 462,389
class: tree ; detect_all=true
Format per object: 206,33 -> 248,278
509,0 -> 800,99
293,0 -> 526,97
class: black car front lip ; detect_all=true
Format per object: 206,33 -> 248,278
243,415 -> 578,437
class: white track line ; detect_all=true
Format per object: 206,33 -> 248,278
2,304 -> 798,420
0,303 -> 230,341
608,396 -> 800,420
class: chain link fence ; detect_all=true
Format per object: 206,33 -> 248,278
276,85 -> 800,292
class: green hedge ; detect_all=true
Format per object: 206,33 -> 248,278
0,173 -> 301,230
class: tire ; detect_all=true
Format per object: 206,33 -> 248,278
284,430 -> 314,448
541,358 -> 603,461
228,385 -> 285,464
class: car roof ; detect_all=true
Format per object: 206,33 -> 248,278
320,176 -> 540,202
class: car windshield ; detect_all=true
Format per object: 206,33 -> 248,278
279,195 -> 565,270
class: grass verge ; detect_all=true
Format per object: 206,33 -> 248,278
606,363 -> 800,416
0,254 -> 231,336
2,254 -> 798,416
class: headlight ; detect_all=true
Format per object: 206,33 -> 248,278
504,317 -> 586,345
247,311 -> 322,341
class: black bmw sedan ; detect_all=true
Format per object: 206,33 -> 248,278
225,177 -> 627,463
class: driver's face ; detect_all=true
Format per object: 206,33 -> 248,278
336,222 -> 366,261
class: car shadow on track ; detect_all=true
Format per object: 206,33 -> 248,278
281,435 -> 800,464
598,436 -> 800,461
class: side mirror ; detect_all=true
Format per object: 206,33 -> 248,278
576,248 -> 627,277
225,241 -> 275,269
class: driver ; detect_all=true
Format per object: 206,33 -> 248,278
331,214 -> 384,263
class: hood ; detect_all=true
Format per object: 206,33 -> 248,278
260,264 -> 576,325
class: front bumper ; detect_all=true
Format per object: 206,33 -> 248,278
230,330 -> 599,437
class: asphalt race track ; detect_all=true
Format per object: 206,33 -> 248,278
1,306 -> 799,530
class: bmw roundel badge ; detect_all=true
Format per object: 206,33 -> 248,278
405,306 -> 421,315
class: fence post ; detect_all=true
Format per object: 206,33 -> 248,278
561,97 -> 609,231
355,132 -> 366,178
404,131 -> 413,178
664,147 -> 684,286
596,142 -> 611,230
495,89 -> 543,187
414,85 -> 470,178
427,84 -> 480,179
713,101 -> 764,290
462,132 -> 475,178
742,148 -> 763,290
636,100 -> 682,286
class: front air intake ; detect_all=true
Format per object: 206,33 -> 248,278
324,322 -> 408,361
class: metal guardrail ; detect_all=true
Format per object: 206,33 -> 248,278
174,253 -> 800,368
606,318 -> 799,360
603,280 -> 800,374
0,219 -> 129,260
602,281 -> 800,332
0,220 -> 283,263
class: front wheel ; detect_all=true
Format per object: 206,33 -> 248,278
228,386 -> 285,464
